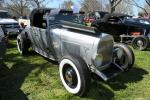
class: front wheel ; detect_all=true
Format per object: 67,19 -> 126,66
113,43 -> 135,71
17,34 -> 30,55
59,55 -> 91,96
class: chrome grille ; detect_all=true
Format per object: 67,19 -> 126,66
98,35 -> 114,66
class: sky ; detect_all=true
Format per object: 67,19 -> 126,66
46,0 -> 81,8
47,0 -> 145,16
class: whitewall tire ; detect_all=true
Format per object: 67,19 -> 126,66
60,59 -> 81,94
59,56 -> 91,96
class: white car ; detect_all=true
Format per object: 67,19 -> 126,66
0,10 -> 21,35
0,26 -> 6,59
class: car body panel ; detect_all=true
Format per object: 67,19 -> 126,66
0,26 -> 6,59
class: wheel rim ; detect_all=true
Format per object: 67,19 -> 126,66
133,38 -> 146,50
63,65 -> 78,88
136,40 -> 144,50
113,47 -> 128,69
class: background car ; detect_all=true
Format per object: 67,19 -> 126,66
83,11 -> 109,26
91,13 -> 150,50
0,10 -> 21,36
72,11 -> 85,24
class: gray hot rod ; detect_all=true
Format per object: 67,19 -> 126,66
17,8 -> 134,96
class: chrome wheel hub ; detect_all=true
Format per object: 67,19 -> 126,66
65,69 -> 74,84
137,40 -> 144,47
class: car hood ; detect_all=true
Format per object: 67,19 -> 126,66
0,18 -> 18,24
123,19 -> 150,28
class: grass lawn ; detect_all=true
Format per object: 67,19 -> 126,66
0,39 -> 150,100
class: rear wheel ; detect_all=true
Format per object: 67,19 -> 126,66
59,55 -> 91,96
113,43 -> 135,71
132,36 -> 149,51
17,34 -> 30,55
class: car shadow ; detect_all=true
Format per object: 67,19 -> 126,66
145,48 -> 150,51
0,42 -> 58,100
106,65 -> 148,91
86,80 -> 114,100
85,64 -> 148,99
0,56 -> 42,100
0,52 -> 46,100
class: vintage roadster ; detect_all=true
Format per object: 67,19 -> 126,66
91,13 -> 150,51
17,8 -> 134,96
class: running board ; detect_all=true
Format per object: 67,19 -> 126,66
95,63 -> 123,81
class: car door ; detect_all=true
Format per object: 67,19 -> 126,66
36,24 -> 56,59
39,28 -> 50,51
29,27 -> 41,50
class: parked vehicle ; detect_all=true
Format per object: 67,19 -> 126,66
73,11 -> 85,24
0,25 -> 6,59
18,16 -> 30,28
0,10 -> 21,36
83,11 -> 109,26
17,8 -> 134,96
91,13 -> 150,51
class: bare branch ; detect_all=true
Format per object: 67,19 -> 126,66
109,0 -> 123,13
145,0 -> 150,6
125,0 -> 148,14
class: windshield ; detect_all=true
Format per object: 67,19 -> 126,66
55,11 -> 75,22
50,11 -> 84,25
0,12 -> 10,18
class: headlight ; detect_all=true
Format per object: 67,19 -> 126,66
93,54 -> 103,67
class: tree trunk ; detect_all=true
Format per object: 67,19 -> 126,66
111,7 -> 115,13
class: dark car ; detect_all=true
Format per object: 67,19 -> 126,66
92,13 -> 150,51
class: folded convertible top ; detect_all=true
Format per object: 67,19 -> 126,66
61,21 -> 96,34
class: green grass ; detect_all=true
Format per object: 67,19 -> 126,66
0,39 -> 150,100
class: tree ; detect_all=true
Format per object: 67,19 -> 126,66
29,0 -> 48,8
125,0 -> 148,15
145,0 -> 150,6
0,0 -> 4,8
6,0 -> 30,17
114,0 -> 133,15
61,0 -> 74,10
80,0 -> 102,13
141,0 -> 150,15
108,0 -> 123,13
